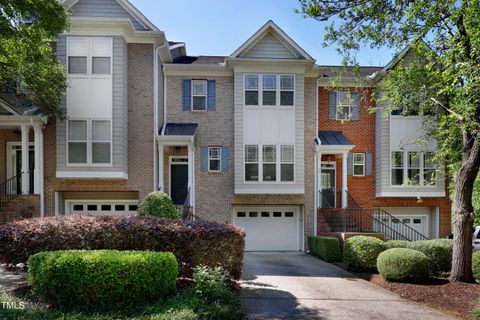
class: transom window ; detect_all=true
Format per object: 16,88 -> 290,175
208,147 -> 221,172
244,144 -> 294,182
353,153 -> 365,176
68,119 -> 111,165
336,92 -> 352,120
192,80 -> 207,111
391,151 -> 437,186
244,74 -> 294,106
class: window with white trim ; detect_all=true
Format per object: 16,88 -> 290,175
244,144 -> 295,182
245,75 -> 259,106
336,92 -> 352,120
407,152 -> 420,185
244,74 -> 295,106
391,151 -> 437,187
262,145 -> 276,181
262,75 -> 276,106
391,151 -> 404,186
192,80 -> 207,111
208,147 -> 221,172
280,145 -> 294,181
245,145 -> 259,181
353,153 -> 365,176
68,119 -> 111,165
280,75 -> 294,106
423,152 -> 436,186
68,38 -> 112,76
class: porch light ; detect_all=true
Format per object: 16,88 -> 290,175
417,196 -> 423,203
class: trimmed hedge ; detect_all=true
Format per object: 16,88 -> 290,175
138,191 -> 178,219
377,248 -> 430,282
0,215 -> 245,279
308,236 -> 342,262
344,236 -> 386,271
473,251 -> 480,279
407,239 -> 452,274
385,240 -> 410,249
28,250 -> 177,307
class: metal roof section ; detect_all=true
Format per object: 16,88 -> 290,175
317,131 -> 353,146
160,123 -> 198,136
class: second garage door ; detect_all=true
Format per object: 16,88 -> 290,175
233,207 -> 300,251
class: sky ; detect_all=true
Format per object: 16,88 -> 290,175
129,0 -> 395,66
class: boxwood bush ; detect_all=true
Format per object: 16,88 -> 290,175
407,239 -> 452,274
138,191 -> 179,219
473,251 -> 480,279
0,215 -> 245,279
28,250 -> 178,307
385,240 -> 410,249
377,248 -> 430,282
344,236 -> 386,271
308,236 -> 342,262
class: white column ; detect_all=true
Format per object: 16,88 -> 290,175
187,144 -> 193,194
33,125 -> 41,194
158,143 -> 164,191
342,152 -> 348,209
20,125 -> 30,194
317,152 -> 322,209
191,148 -> 196,220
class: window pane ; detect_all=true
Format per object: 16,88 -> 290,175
92,120 -> 110,141
245,145 -> 258,162
408,169 -> 420,185
280,75 -> 294,90
192,81 -> 206,95
192,96 -> 206,110
245,163 -> 258,181
245,91 -> 258,105
262,75 -> 276,90
391,169 -> 403,185
68,56 -> 87,74
263,145 -> 276,162
262,91 -> 276,105
92,57 -> 111,74
408,152 -> 420,167
354,165 -> 364,176
280,91 -> 294,106
92,142 -> 111,163
354,154 -> 364,164
209,147 -> 220,159
263,164 -> 276,181
424,169 -> 436,186
281,145 -> 294,162
245,75 -> 258,89
68,142 -> 87,163
337,105 -> 350,119
392,151 -> 403,167
68,120 -> 87,140
337,92 -> 350,105
281,163 -> 294,181
209,159 -> 220,171
424,152 -> 435,168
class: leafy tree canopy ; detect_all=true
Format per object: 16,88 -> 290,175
0,0 -> 69,118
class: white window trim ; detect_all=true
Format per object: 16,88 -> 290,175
243,74 -> 295,107
191,80 -> 207,111
336,91 -> 352,121
66,119 -> 113,166
389,150 -> 437,188
208,147 -> 222,172
67,37 -> 113,80
352,153 -> 365,177
244,144 -> 295,183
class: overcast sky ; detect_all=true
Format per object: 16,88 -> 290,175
130,0 -> 394,66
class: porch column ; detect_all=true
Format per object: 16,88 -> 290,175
33,124 -> 42,194
157,143 -> 164,191
20,125 -> 30,194
342,151 -> 348,208
187,144 -> 193,195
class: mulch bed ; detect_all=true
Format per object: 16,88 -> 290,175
333,262 -> 480,319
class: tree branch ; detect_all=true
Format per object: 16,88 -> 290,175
430,97 -> 466,123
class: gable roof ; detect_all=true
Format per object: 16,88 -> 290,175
230,20 -> 314,61
63,0 -> 158,31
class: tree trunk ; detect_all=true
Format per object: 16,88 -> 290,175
450,135 -> 480,282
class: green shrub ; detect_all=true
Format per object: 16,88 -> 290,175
385,240 -> 411,249
471,300 -> 480,320
28,250 -> 178,307
308,236 -> 342,262
407,239 -> 452,274
473,252 -> 480,279
343,236 -> 386,271
193,265 -> 229,300
138,191 -> 179,219
377,248 -> 430,282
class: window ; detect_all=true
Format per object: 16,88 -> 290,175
68,38 -> 112,76
281,145 -> 294,181
208,147 -> 221,172
262,145 -> 276,181
423,152 -> 436,186
245,145 -> 259,181
407,152 -> 420,185
68,56 -> 87,74
336,92 -> 352,120
353,153 -> 365,176
262,75 -> 276,106
391,151 -> 404,186
245,75 -> 258,105
92,57 -> 111,74
192,80 -> 207,111
68,119 -> 111,165
280,75 -> 294,106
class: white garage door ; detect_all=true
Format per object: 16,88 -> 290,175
67,201 -> 139,216
233,207 -> 299,251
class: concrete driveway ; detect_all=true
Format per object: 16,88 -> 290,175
241,252 -> 454,320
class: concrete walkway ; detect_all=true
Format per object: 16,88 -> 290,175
0,266 -> 24,292
241,252 -> 454,320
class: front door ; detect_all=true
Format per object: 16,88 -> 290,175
321,163 -> 336,208
170,159 -> 188,205
15,149 -> 34,194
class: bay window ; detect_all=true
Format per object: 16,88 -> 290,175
391,150 -> 437,187
68,119 -> 111,165
245,144 -> 295,182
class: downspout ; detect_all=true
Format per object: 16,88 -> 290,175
313,77 -> 321,236
153,46 -> 159,191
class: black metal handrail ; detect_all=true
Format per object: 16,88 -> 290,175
0,174 -> 20,209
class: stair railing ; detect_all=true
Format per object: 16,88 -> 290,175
0,174 -> 20,209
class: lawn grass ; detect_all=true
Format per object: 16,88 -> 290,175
472,300 -> 480,320
0,287 -> 243,320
